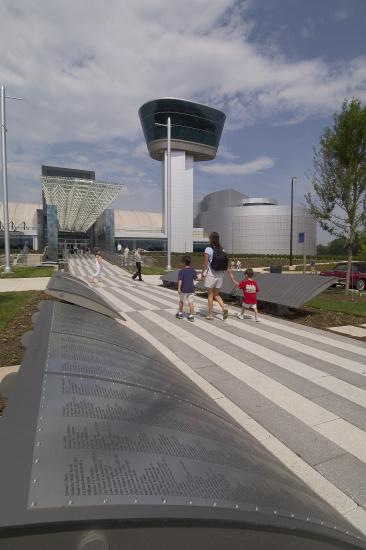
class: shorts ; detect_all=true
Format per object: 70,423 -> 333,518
204,270 -> 225,289
179,292 -> 195,305
242,301 -> 257,309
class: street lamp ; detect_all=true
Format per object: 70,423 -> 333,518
289,176 -> 298,267
155,117 -> 171,271
1,85 -> 22,273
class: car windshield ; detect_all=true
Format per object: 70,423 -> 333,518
333,264 -> 347,271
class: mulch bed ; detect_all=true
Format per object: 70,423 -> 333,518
285,306 -> 366,341
0,292 -> 54,415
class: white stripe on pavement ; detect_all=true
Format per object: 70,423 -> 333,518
138,310 -> 366,463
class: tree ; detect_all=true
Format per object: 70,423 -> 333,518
306,98 -> 366,292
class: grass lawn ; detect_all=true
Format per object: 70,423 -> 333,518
0,291 -> 34,331
0,266 -> 55,278
306,290 -> 366,317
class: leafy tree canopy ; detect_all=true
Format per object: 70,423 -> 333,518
306,98 -> 366,242
306,98 -> 366,289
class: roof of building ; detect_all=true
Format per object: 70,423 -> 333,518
114,210 -> 162,229
0,202 -> 41,228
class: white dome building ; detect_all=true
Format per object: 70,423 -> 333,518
194,189 -> 316,255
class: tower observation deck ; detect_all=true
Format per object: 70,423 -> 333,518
139,98 -> 226,252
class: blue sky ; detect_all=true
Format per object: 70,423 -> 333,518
1,0 -> 366,242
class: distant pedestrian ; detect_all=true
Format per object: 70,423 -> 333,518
123,246 -> 130,266
236,259 -> 242,270
176,255 -> 198,322
132,248 -> 143,281
310,259 -> 317,274
117,242 -> 122,253
230,260 -> 236,270
90,250 -> 103,283
201,231 -> 229,320
229,267 -> 260,322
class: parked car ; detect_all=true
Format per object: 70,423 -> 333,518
320,261 -> 366,291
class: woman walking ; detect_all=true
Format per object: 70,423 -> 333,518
201,232 -> 229,320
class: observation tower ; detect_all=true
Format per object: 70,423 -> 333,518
139,98 -> 226,252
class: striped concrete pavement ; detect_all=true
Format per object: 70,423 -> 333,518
69,255 -> 366,533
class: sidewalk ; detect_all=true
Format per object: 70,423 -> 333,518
0,277 -> 50,292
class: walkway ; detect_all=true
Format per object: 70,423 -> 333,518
70,256 -> 366,533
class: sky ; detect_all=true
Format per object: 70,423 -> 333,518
1,0 -> 366,243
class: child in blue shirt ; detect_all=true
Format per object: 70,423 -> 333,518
176,255 -> 198,322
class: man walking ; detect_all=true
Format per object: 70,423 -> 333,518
132,248 -> 143,281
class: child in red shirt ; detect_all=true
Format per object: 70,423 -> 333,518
229,268 -> 260,322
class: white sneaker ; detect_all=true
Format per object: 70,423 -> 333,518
237,313 -> 244,320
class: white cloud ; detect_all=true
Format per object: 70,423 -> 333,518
334,8 -> 348,21
0,0 -> 365,207
199,156 -> 275,175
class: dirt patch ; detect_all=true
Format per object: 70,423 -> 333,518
284,306 -> 366,340
0,291 -> 54,415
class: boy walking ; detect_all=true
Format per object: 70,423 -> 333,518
176,255 -> 198,322
229,268 -> 260,322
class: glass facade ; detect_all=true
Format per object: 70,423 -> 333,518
139,98 -> 226,156
41,165 -> 95,180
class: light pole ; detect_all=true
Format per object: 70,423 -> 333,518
289,176 -> 297,267
1,85 -> 22,273
155,117 -> 171,271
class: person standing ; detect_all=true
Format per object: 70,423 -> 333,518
132,248 -> 143,281
176,255 -> 198,322
236,258 -> 242,270
201,231 -> 229,320
229,268 -> 260,322
117,242 -> 122,253
123,245 -> 130,266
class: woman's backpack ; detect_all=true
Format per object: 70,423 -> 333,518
211,248 -> 229,271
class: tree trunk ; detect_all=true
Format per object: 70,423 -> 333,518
345,245 -> 353,294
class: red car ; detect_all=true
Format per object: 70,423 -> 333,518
320,261 -> 366,291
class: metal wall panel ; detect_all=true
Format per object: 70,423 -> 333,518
46,272 -> 123,319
